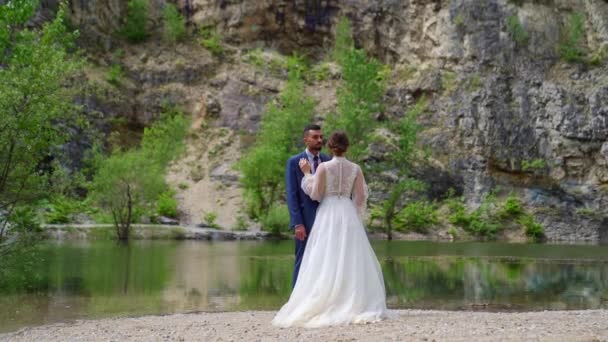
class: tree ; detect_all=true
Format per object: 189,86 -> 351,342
90,110 -> 188,240
120,0 -> 150,43
163,3 -> 186,43
0,1 -> 83,241
377,97 -> 427,240
238,55 -> 315,220
326,17 -> 386,163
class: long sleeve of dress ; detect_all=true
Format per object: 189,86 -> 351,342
352,166 -> 369,220
301,163 -> 326,201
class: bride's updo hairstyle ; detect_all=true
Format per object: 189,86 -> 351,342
328,131 -> 349,154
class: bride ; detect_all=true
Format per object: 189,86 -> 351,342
272,131 -> 392,328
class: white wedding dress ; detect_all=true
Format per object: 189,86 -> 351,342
272,157 -> 392,328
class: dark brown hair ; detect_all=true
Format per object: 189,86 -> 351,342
303,124 -> 322,136
327,131 -> 349,154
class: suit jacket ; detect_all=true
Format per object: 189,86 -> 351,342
285,151 -> 331,232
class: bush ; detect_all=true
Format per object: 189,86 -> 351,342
506,15 -> 529,47
156,191 -> 178,218
90,109 -> 188,239
163,3 -> 186,43
519,214 -> 545,241
394,200 -> 438,233
233,215 -> 248,231
447,193 -> 502,239
466,213 -> 501,238
327,45 -> 385,162
261,205 -> 290,234
44,196 -> 84,224
559,12 -> 586,63
120,0 -> 149,43
496,195 -> 524,220
107,64 -> 123,86
245,48 -> 265,68
202,211 -> 219,228
199,27 -> 223,56
447,197 -> 472,227
331,16 -> 354,64
237,62 -> 314,218
522,158 -> 546,172
307,62 -> 331,83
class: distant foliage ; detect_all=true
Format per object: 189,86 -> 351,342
394,200 -> 439,233
163,3 -> 186,43
496,195 -> 524,220
447,191 -> 544,241
331,16 -> 354,64
559,12 -> 586,63
237,56 -> 315,219
0,1 -> 83,246
506,15 -> 529,47
156,190 -> 178,218
260,204 -> 291,234
107,64 -> 123,86
374,97 -> 427,240
199,27 -> 223,56
326,18 -> 385,163
90,109 -> 189,239
202,210 -> 219,228
522,158 -> 546,172
43,196 -> 92,224
120,0 -> 149,43
519,214 -> 545,242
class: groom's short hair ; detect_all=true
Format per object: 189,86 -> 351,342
303,124 -> 321,136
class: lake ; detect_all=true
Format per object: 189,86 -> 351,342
2,240 -> 608,332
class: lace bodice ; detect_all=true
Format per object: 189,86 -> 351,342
301,157 -> 369,219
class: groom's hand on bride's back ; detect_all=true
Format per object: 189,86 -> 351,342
294,224 -> 307,240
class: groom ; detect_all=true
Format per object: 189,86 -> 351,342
285,124 -> 330,287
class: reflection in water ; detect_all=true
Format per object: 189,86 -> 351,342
1,240 -> 608,332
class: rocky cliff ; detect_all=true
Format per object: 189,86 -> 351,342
46,0 -> 608,240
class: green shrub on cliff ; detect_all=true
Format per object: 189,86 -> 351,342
199,27 -> 223,56
120,0 -> 150,43
331,16 -> 354,64
394,200 -> 439,233
163,3 -> 186,43
559,12 -> 586,63
519,214 -> 545,242
506,15 -> 529,47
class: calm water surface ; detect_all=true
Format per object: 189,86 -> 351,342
2,240 -> 608,332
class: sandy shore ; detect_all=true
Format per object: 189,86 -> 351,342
2,310 -> 608,341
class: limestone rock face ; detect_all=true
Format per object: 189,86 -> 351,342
46,0 -> 608,240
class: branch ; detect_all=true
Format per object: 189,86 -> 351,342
0,139 -> 15,194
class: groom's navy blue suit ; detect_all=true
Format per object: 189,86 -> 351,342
286,151 -> 331,287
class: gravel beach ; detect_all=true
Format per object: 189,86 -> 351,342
2,310 -> 608,341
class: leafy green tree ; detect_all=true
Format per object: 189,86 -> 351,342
0,1 -> 83,241
163,3 -> 186,43
120,0 -> 149,43
238,55 -> 315,219
90,110 -> 188,240
331,16 -> 354,65
376,97 -> 427,239
326,17 -> 386,163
